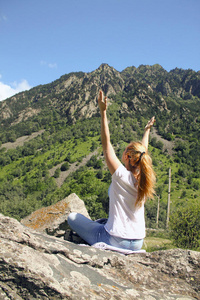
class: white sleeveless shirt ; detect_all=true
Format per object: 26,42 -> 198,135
104,164 -> 145,239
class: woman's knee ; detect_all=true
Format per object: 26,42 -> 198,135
67,212 -> 78,224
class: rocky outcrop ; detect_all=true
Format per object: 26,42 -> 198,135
0,212 -> 199,299
21,193 -> 90,241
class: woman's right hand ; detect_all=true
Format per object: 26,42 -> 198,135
98,90 -> 107,113
145,116 -> 155,130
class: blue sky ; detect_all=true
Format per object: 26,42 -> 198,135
0,0 -> 200,101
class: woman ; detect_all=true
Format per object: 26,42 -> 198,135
67,90 -> 156,251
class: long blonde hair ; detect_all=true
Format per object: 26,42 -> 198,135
125,142 -> 156,207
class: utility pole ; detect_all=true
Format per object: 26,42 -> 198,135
166,167 -> 171,228
156,195 -> 160,228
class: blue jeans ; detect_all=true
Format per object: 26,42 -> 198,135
67,212 -> 143,251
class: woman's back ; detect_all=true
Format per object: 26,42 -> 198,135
105,164 -> 145,239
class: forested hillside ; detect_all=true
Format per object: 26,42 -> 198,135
0,64 -> 199,249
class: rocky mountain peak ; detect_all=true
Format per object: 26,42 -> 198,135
97,63 -> 115,72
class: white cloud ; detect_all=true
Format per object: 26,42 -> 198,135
0,14 -> 7,22
40,60 -> 57,68
40,60 -> 46,66
48,63 -> 57,69
0,79 -> 32,101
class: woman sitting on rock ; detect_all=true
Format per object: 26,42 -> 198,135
68,90 -> 156,251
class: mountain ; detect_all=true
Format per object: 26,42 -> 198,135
0,64 -> 199,237
0,64 -> 124,128
1,63 -> 200,133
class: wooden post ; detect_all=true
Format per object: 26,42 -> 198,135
156,195 -> 160,228
166,167 -> 171,228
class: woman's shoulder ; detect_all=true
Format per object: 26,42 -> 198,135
112,164 -> 136,184
112,163 -> 126,177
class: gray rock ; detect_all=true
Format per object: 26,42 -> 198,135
21,193 -> 90,241
0,213 -> 199,300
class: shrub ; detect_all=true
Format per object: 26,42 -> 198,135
54,168 -> 61,178
61,162 -> 69,171
156,141 -> 164,150
169,200 -> 200,250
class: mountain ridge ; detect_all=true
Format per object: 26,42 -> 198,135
1,63 -> 200,132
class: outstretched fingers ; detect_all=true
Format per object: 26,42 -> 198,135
98,90 -> 107,112
145,116 -> 155,129
98,90 -> 103,102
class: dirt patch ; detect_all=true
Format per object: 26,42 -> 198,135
1,130 -> 45,151
49,149 -> 100,188
151,128 -> 175,155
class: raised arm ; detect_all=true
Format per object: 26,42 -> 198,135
98,91 -> 120,175
141,116 -> 155,150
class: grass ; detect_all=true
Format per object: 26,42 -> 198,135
143,237 -> 176,252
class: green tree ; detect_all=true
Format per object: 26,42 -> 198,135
170,200 -> 200,250
54,168 -> 61,178
90,140 -> 98,151
61,162 -> 69,171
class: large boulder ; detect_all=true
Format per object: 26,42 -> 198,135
21,193 -> 90,241
0,213 -> 199,299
